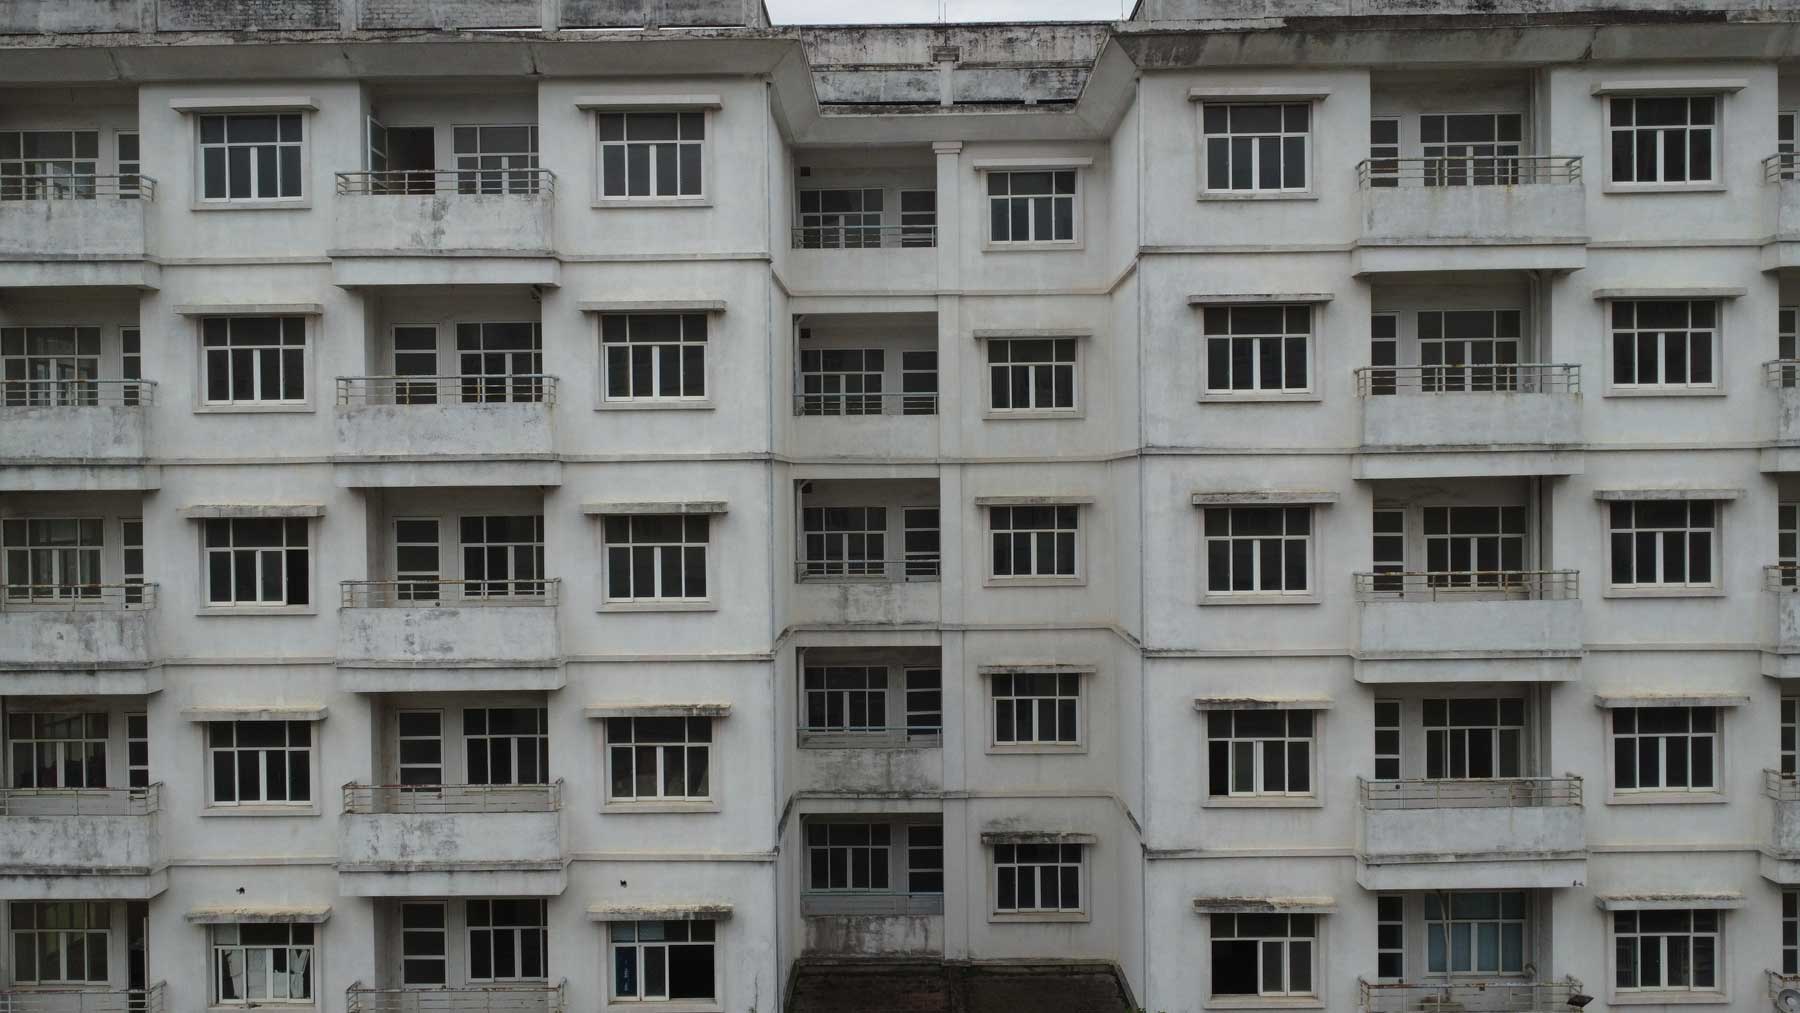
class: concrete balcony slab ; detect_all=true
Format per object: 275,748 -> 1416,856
0,600 -> 158,694
336,596 -> 563,690
337,784 -> 567,897
0,405 -> 149,463
1764,772 -> 1800,884
0,787 -> 166,900
1353,175 -> 1587,275
1361,392 -> 1581,451
793,740 -> 943,795
1356,781 -> 1586,891
788,412 -> 940,461
332,400 -> 559,487
329,187 -> 557,288
782,247 -> 940,297
789,578 -> 942,628
1766,586 -> 1800,679
0,195 -> 157,289
1355,596 -> 1583,684
1765,175 -> 1800,272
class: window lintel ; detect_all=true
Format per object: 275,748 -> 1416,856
980,830 -> 1096,845
584,703 -> 731,719
1188,293 -> 1333,306
1191,491 -> 1337,507
1595,893 -> 1743,911
186,904 -> 331,924
175,303 -> 323,317
180,706 -> 328,722
178,504 -> 325,519
170,97 -> 318,114
975,495 -> 1094,507
582,501 -> 727,516
1193,896 -> 1336,915
574,94 -> 723,111
1592,288 -> 1745,301
1590,80 -> 1746,97
1593,488 -> 1741,502
587,903 -> 732,922
1193,697 -> 1331,712
1188,87 -> 1330,103
977,663 -> 1097,677
579,300 -> 726,315
1594,694 -> 1747,710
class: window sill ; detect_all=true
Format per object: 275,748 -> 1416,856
595,399 -> 716,412
988,743 -> 1088,756
984,577 -> 1086,589
1197,393 -> 1322,404
982,241 -> 1085,254
1606,791 -> 1727,806
591,198 -> 712,210
989,910 -> 1089,924
1608,991 -> 1729,1006
601,800 -> 720,815
1601,183 -> 1727,195
1601,586 -> 1725,600
196,606 -> 318,617
1203,997 -> 1324,1011
982,409 -> 1086,421
598,601 -> 718,613
1601,388 -> 1725,399
799,733 -> 941,750
1200,593 -> 1321,607
192,199 -> 312,211
1196,191 -> 1320,202
603,1002 -> 720,1013
201,805 -> 320,818
1201,796 -> 1323,809
195,403 -> 316,414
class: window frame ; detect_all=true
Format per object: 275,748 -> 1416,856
7,901 -> 112,985
201,517 -> 312,610
1604,500 -> 1720,594
607,919 -> 717,1004
197,316 -> 312,412
603,716 -> 713,806
209,922 -> 316,1005
982,335 -> 1082,418
982,168 -> 1081,248
1603,94 -> 1722,192
193,112 -> 308,208
986,503 -> 1083,585
1200,304 -> 1316,398
600,513 -> 712,609
1199,101 -> 1315,196
598,313 -> 710,407
591,108 -> 710,207
1606,299 -> 1720,395
991,841 -> 1087,920
1208,912 -> 1317,999
204,719 -> 316,811
1611,909 -> 1723,996
1608,706 -> 1721,799
1,325 -> 102,407
1201,505 -> 1315,601
989,670 -> 1086,753
464,898 -> 548,984
1425,891 -> 1529,977
1204,709 -> 1317,802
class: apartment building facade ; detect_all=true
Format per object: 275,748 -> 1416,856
3,0 -> 1800,1010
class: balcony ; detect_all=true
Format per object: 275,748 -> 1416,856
1353,157 -> 1587,274
1354,366 -> 1582,479
336,781 -> 567,896
1360,978 -> 1584,1013
1766,567 -> 1800,678
0,176 -> 158,289
1356,777 -> 1586,890
1764,364 -> 1800,471
785,226 -> 940,296
1763,770 -> 1800,883
0,785 -> 166,899
792,559 -> 941,627
335,579 -> 563,692
332,377 -> 559,487
790,392 -> 941,461
0,381 -> 156,484
0,585 -> 160,695
330,171 -> 557,288
0,984 -> 166,1013
346,982 -> 565,1013
1766,154 -> 1800,271
1353,572 -> 1582,683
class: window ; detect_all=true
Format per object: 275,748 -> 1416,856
8,713 -> 107,788
467,899 -> 546,982
601,314 -> 706,402
1785,892 -> 1798,975
397,710 -> 442,788
1781,111 -> 1798,180
1373,700 -> 1401,781
204,518 -> 309,607
798,188 -> 883,249
801,507 -> 886,578
988,338 -> 1077,413
452,124 -> 538,194
1420,113 -> 1522,186
1202,305 -> 1311,394
1,130 -> 98,200
3,518 -> 102,601
212,923 -> 313,1004
400,903 -> 446,986
1369,313 -> 1398,395
1614,910 -> 1719,992
1611,706 -> 1716,793
1608,501 -> 1715,589
803,666 -> 887,734
1204,507 -> 1310,595
1368,117 -> 1400,188
121,327 -> 142,406
2,326 -> 100,406
1427,892 -> 1525,975
994,843 -> 1082,914
1425,698 -> 1524,779
1782,307 -> 1798,387
1609,96 -> 1715,185
455,322 -> 543,403
1203,103 -> 1309,192
1210,914 -> 1314,997
121,518 -> 143,604
807,823 -> 890,891
799,348 -> 883,416
603,515 -> 708,602
903,508 -> 940,578
208,721 -> 311,806
989,505 -> 1079,580
908,826 -> 944,894
1784,504 -> 1799,587
904,668 -> 943,739
598,111 -> 704,200
117,131 -> 139,198
392,326 -> 439,404
1377,896 -> 1405,981
1372,508 -> 1404,594
986,170 -> 1075,244
1206,710 -> 1313,797
1424,506 -> 1525,585
1418,310 -> 1521,391
610,920 -> 715,1002
901,351 -> 938,414
199,114 -> 303,201
460,515 -> 544,598
465,708 -> 548,787
127,713 -> 148,790
394,519 -> 441,601
202,317 -> 307,405
1610,301 -> 1716,390
992,672 -> 1081,747
8,902 -> 109,984
1784,698 -> 1798,777
900,190 -> 936,246
606,717 -> 711,802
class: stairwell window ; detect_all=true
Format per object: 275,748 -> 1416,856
605,717 -> 711,803
1607,500 -> 1716,590
987,337 -> 1078,414
610,920 -> 715,1003
601,314 -> 707,403
1611,706 -> 1716,794
1614,910 -> 1720,992
1610,300 -> 1717,391
1203,103 -> 1310,193
1203,506 -> 1311,596
199,113 -> 303,202
1608,96 -> 1716,186
603,515 -> 708,603
989,505 -> 1079,581
1210,913 -> 1315,998
986,170 -> 1076,244
992,671 -> 1082,748
202,317 -> 307,406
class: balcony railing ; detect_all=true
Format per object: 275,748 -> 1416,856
0,984 -> 164,1013
794,392 -> 939,417
1767,565 -> 1800,592
337,376 -> 557,406
1353,571 -> 1578,602
1766,360 -> 1800,388
1765,152 -> 1800,183
335,169 -> 555,197
2,379 -> 156,407
0,174 -> 156,202
340,579 -> 559,608
346,982 -> 565,1013
1360,978 -> 1583,1013
0,783 -> 160,817
791,225 -> 936,250
1766,769 -> 1800,802
1357,155 -> 1582,188
1354,364 -> 1579,397
1,583 -> 156,612
1359,776 -> 1581,810
343,780 -> 563,815
795,558 -> 941,583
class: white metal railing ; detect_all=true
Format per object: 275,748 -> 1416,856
1359,978 -> 1583,1013
340,579 -> 559,608
343,780 -> 562,815
0,174 -> 156,202
1765,360 -> 1800,388
2,379 -> 155,407
1355,364 -> 1579,396
1,583 -> 156,612
1767,565 -> 1800,592
335,169 -> 554,197
793,392 -> 939,416
1359,776 -> 1581,810
1358,155 -> 1581,188
1766,152 -> 1800,183
336,376 -> 557,406
346,982 -> 564,1013
0,984 -> 164,1013
795,558 -> 941,582
791,225 -> 937,249
0,783 -> 160,817
1353,571 -> 1577,602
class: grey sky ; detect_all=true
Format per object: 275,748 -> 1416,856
764,0 -> 1132,25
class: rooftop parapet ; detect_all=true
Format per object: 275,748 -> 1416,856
1133,0 -> 1777,18
0,0 -> 768,35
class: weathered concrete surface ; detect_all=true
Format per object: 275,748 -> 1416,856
157,0 -> 338,31
0,609 -> 155,671
0,406 -> 148,462
336,604 -> 561,666
785,961 -> 1133,1013
1770,179 -> 1800,270
793,743 -> 943,795
1361,181 -> 1586,245
1361,392 -> 1581,449
335,402 -> 554,461
800,911 -> 943,956
789,415 -> 939,462
338,807 -> 566,896
0,810 -> 160,879
330,193 -> 553,258
1776,386 -> 1800,446
789,580 -> 940,627
0,0 -> 142,34
1359,803 -> 1586,889
1359,597 -> 1582,660
359,0 -> 539,29
561,0 -> 765,28
1141,0 -> 1776,17
0,199 -> 149,261
1769,594 -> 1800,678
782,247 -> 938,296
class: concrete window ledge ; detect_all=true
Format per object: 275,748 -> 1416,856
1201,796 -> 1323,810
1196,192 -> 1321,203
1200,594 -> 1322,607
988,910 -> 1090,924
597,601 -> 718,614
1608,992 -> 1728,1007
1203,998 -> 1326,1011
1197,393 -> 1324,404
600,801 -> 721,815
195,607 -> 319,617
594,400 -> 716,411
1600,587 -> 1725,600
604,1003 -> 719,1013
1604,792 -> 1728,806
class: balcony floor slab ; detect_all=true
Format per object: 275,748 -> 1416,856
0,868 -> 168,901
1355,855 -> 1587,891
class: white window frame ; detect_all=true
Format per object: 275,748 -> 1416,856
1377,896 -> 1405,982
7,901 -> 111,985
602,514 -> 710,604
607,919 -> 717,1003
599,313 -> 708,404
798,346 -> 885,416
399,901 -> 447,987
987,504 -> 1082,582
992,842 -> 1085,916
1612,909 -> 1721,994
594,109 -> 707,203
1606,500 -> 1718,591
0,129 -> 99,200
1605,95 -> 1719,189
1200,102 -> 1313,194
1205,709 -> 1315,799
1,325 -> 101,407
451,123 -> 539,195
1608,300 -> 1719,392
796,187 -> 885,249
984,169 -> 1079,246
1200,304 -> 1314,396
1208,912 -> 1317,998
604,716 -> 713,803
202,517 -> 311,608
990,671 -> 1083,750
907,825 -> 944,894
1783,697 -> 1798,778
1425,891 -> 1528,976
206,719 -> 313,808
985,336 -> 1080,416
1416,309 -> 1523,392
801,665 -> 889,735
1423,697 -> 1527,780
1202,506 -> 1313,598
6,711 -> 108,789
458,514 -> 546,599
210,922 -> 315,1005
196,112 -> 306,205
463,707 -> 549,788
1785,891 -> 1798,975
2,517 -> 104,601
199,316 -> 310,408
1610,706 -> 1718,795
806,822 -> 892,893
1373,699 -> 1402,781
465,899 -> 547,983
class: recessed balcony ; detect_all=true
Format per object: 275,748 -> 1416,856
1354,365 -> 1582,479
335,579 -> 564,693
1353,156 -> 1587,274
1356,777 -> 1587,890
0,585 -> 159,695
0,176 -> 158,288
1763,770 -> 1800,883
332,376 -> 559,487
1359,977 -> 1585,1013
1766,567 -> 1800,678
1354,571 -> 1582,683
0,380 -> 155,469
336,781 -> 568,896
790,392 -> 941,461
346,981 -> 565,1013
0,785 -> 166,899
1763,364 -> 1800,472
330,170 -> 558,287
1765,153 -> 1800,271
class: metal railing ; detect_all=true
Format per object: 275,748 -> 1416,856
0,583 -> 156,612
1359,776 -> 1581,810
346,982 -> 565,1013
793,392 -> 939,417
795,558 -> 941,582
791,225 -> 937,250
1765,152 -> 1800,183
0,984 -> 164,1013
0,783 -> 160,818
337,376 -> 557,406
340,578 -> 559,608
1765,360 -> 1800,388
0,174 -> 156,202
1355,364 -> 1579,397
1360,978 -> 1582,1013
1767,565 -> 1800,592
1353,571 -> 1578,602
1766,768 -> 1800,802
1357,155 -> 1582,188
335,169 -> 555,197
2,379 -> 156,407
343,780 -> 562,815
